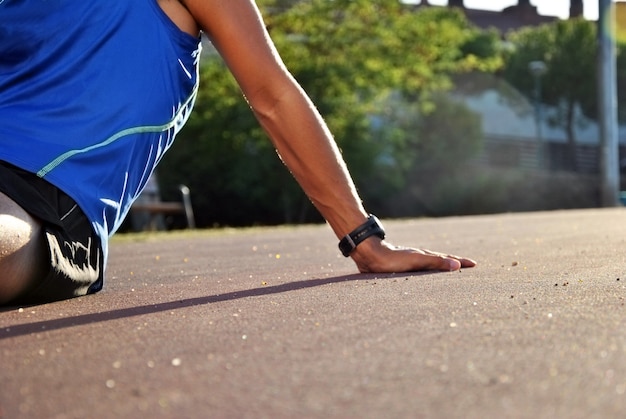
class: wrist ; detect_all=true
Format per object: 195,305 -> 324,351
338,214 -> 385,257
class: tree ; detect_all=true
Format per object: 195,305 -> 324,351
158,1 -> 502,227
618,42 -> 626,124
268,1 -> 501,101
370,92 -> 484,216
158,56 -> 308,227
502,19 -> 598,171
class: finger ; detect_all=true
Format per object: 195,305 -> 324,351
422,255 -> 461,271
418,249 -> 477,269
408,253 -> 475,272
394,249 -> 462,272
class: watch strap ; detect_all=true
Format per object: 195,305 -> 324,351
338,214 -> 385,257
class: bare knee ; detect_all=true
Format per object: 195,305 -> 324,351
0,192 -> 48,305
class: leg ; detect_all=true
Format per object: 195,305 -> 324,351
0,191 -> 49,304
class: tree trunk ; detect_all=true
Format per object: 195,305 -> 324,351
565,101 -> 577,172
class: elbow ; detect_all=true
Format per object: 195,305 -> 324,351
245,72 -> 303,123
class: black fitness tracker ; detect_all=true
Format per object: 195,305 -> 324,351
338,214 -> 386,257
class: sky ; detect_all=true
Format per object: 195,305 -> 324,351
404,0 -> 604,20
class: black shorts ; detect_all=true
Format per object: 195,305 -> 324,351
0,161 -> 104,305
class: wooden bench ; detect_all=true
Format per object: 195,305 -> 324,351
130,185 -> 196,230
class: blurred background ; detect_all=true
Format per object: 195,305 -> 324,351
134,0 -> 626,230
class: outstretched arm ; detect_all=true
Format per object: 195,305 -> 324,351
181,0 -> 476,272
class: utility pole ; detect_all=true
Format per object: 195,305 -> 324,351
598,0 -> 620,207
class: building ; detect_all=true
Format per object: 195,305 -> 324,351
409,1 -> 625,176
412,0 -> 584,33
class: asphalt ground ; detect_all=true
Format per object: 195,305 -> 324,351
2,208 -> 626,419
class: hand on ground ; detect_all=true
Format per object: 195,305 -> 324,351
351,238 -> 476,273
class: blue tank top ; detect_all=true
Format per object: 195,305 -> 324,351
0,0 -> 202,266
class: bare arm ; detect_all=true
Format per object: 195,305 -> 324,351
181,0 -> 476,272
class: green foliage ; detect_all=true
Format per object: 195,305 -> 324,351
502,19 -> 598,170
267,0 -> 502,100
158,1 -> 502,227
412,168 -> 600,216
370,92 -> 484,216
503,18 -> 626,172
504,18 -> 597,115
158,57 -> 310,227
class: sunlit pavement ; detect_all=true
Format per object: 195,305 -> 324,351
2,208 -> 626,418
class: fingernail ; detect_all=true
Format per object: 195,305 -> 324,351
448,259 -> 461,271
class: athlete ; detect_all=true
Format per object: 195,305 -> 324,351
0,0 -> 475,306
